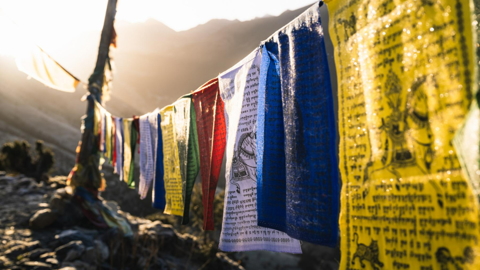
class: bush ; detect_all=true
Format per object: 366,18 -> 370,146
0,140 -> 54,181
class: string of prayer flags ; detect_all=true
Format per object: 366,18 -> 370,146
160,105 -> 184,216
325,0 -> 480,268
16,44 -> 80,93
218,48 -> 302,253
257,4 -> 340,247
191,78 -> 227,230
153,114 -> 166,210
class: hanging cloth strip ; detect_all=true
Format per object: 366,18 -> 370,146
138,113 -> 155,199
324,0 -> 480,268
191,78 -> 227,231
114,117 -> 124,181
174,96 -> 200,224
16,44 -> 80,92
153,113 -> 166,209
160,105 -> 184,216
218,48 -> 301,253
122,118 -> 136,188
105,113 -> 113,162
111,115 -> 117,168
454,100 -> 480,203
257,3 -> 339,247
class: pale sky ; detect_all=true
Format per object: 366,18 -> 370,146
0,0 -> 316,31
0,0 -> 315,79
0,0 -> 315,58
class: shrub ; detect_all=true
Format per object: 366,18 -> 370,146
0,140 -> 54,181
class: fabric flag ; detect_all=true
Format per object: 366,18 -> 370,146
16,44 -> 79,92
160,105 -> 184,216
93,101 -> 102,138
99,107 -> 106,153
111,116 -> 117,168
146,111 -> 160,198
257,4 -> 340,246
176,96 -> 200,224
218,48 -> 301,253
153,114 -> 166,210
192,78 -> 227,230
105,113 -> 113,162
138,113 -> 155,199
256,46 -> 286,232
130,117 -> 139,187
114,117 -> 124,181
454,101 -> 480,203
325,0 -> 480,268
122,119 -> 135,188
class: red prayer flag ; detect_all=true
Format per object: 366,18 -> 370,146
192,78 -> 227,230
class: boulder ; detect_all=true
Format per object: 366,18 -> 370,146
45,257 -> 59,267
61,260 -> 96,270
20,261 -> 51,270
38,252 -> 56,261
29,209 -> 57,229
52,230 -> 94,248
54,241 -> 85,262
4,241 -> 40,259
94,240 -> 109,262
19,248 -> 51,260
15,177 -> 37,189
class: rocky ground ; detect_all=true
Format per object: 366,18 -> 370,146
0,172 -> 245,270
0,171 -> 339,270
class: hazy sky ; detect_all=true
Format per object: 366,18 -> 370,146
0,0 -> 316,31
0,0 -> 315,57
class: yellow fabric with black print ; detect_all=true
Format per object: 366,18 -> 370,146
325,0 -> 479,269
160,105 -> 185,216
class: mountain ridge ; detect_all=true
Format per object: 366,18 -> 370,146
0,4 -> 312,174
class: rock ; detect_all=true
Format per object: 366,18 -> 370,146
139,221 -> 176,239
54,199 -> 88,228
94,240 -> 109,262
55,241 -> 85,262
53,230 -> 94,248
299,242 -> 340,270
81,247 -> 96,265
4,241 -> 40,259
49,195 -> 67,214
20,261 -> 51,270
215,252 -> 245,270
61,260 -> 95,270
233,250 -> 301,270
15,178 -> 38,195
19,248 -> 51,260
58,267 -> 76,270
104,200 -> 119,212
38,252 -> 55,261
49,175 -> 68,187
0,256 -> 12,268
29,209 -> 57,229
45,257 -> 59,266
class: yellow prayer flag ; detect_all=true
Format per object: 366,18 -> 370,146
16,45 -> 79,92
326,0 -> 479,269
123,119 -> 132,185
160,105 -> 184,216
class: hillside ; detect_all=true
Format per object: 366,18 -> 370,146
0,5 -> 310,174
